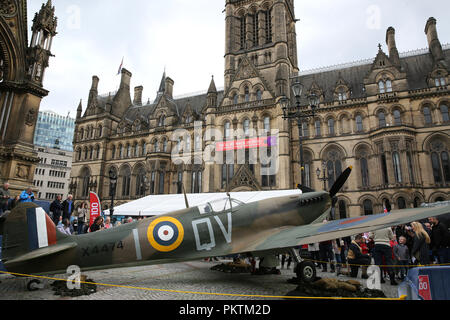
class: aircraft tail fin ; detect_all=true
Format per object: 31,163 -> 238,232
1,203 -> 70,264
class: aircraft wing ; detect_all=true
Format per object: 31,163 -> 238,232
3,241 -> 77,266
249,205 -> 450,252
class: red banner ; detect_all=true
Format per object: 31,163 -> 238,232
418,275 -> 432,300
89,192 -> 102,227
216,136 -> 277,152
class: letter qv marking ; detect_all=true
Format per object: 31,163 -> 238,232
192,212 -> 232,251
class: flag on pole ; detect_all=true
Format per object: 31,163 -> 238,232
117,57 -> 124,75
89,192 -> 102,227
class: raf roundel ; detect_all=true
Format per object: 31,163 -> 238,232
147,217 -> 184,252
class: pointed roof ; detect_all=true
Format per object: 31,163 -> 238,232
207,76 -> 217,94
158,70 -> 166,94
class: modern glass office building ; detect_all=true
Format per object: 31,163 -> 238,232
34,110 -> 75,152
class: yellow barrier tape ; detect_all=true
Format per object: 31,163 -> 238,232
0,270 -> 403,301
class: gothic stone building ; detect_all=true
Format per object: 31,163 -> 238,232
0,0 -> 57,195
72,0 -> 449,218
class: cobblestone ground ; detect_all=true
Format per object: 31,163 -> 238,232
0,260 -> 399,300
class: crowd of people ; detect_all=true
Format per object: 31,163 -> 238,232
307,217 -> 450,285
0,183 -> 141,236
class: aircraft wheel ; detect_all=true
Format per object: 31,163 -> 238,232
27,279 -> 41,291
298,261 -> 316,283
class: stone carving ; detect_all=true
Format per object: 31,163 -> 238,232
0,0 -> 17,16
25,108 -> 37,126
15,164 -> 30,179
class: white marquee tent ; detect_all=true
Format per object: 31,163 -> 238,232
103,189 -> 302,217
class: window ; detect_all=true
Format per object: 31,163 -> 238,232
243,119 -> 250,136
244,86 -> 250,102
150,172 -> 156,195
233,93 -> 238,105
423,106 -> 433,125
360,157 -> 370,187
431,151 -> 450,184
378,81 -> 385,94
440,104 -> 449,122
95,145 -> 100,159
392,151 -> 402,183
158,115 -> 166,127
327,159 -> 342,189
177,171 -> 183,194
192,169 -> 202,193
338,200 -> 347,219
134,143 -> 139,157
435,77 -> 446,87
81,168 -> 90,198
337,88 -> 347,101
252,14 -> 259,47
224,121 -> 231,140
381,154 -> 389,185
142,142 -> 147,156
355,115 -> 363,132
162,138 -> 168,152
265,9 -> 272,43
121,167 -> 131,197
328,118 -> 335,136
126,144 -> 131,158
378,111 -> 386,128
135,168 -> 146,197
154,140 -> 160,153
301,121 -> 309,137
159,172 -> 165,194
315,120 -> 321,137
363,199 -> 373,215
240,16 -> 246,49
386,80 -> 393,92
407,151 -> 415,184
393,109 -> 402,125
256,89 -> 262,101
263,117 -> 270,134
397,197 -> 406,210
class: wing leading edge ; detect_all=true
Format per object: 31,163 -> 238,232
250,205 -> 450,253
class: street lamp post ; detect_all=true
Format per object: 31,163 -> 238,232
316,161 -> 329,190
109,168 -> 117,217
281,79 -> 320,187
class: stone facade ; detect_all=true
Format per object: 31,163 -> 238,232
0,0 -> 57,195
71,0 -> 449,217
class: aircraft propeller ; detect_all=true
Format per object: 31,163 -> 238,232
296,166 -> 353,198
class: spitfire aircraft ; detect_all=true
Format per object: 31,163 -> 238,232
1,167 -> 449,289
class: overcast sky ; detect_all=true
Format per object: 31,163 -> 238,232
27,0 -> 450,117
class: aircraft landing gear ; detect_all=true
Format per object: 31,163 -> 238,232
296,261 -> 316,283
27,279 -> 43,291
290,248 -> 317,283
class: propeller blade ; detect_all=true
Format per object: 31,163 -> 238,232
329,166 -> 353,198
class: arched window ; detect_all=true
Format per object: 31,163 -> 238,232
244,86 -> 250,102
134,143 -> 139,157
423,106 -> 433,125
162,138 -> 168,152
252,13 -> 259,47
325,150 -> 343,189
435,77 -> 447,87
355,115 -> 363,132
98,125 -> 103,138
135,167 -> 146,197
380,154 -> 389,185
263,116 -> 271,133
386,80 -> 393,92
392,151 -> 402,183
81,167 -> 90,198
393,109 -> 402,126
338,200 -> 347,219
158,115 -> 166,127
243,119 -> 250,136
301,121 -> 309,137
337,87 -> 347,101
430,140 -> 450,184
406,150 -> 415,184
142,142 -> 147,156
111,145 -> 116,159
413,197 -> 421,208
315,120 -> 321,137
120,166 -> 131,197
378,81 -> 385,94
363,199 -> 373,215
154,140 -> 160,153
233,93 -> 238,105
383,199 -> 391,212
378,111 -> 386,128
224,121 -> 231,139
256,89 -> 262,101
440,104 -> 449,123
328,118 -> 335,136
159,172 -> 165,194
191,167 -> 203,194
240,16 -> 246,49
126,144 -> 131,158
265,9 -> 272,43
77,148 -> 82,161
397,197 -> 407,209
95,145 -> 100,159
360,157 -> 370,187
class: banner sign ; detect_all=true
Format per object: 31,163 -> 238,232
418,275 -> 432,300
89,192 -> 102,227
216,136 -> 277,152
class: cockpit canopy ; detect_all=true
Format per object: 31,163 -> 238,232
198,198 -> 244,214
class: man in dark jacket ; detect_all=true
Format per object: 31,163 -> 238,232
347,234 -> 371,279
50,195 -> 63,225
429,216 -> 450,264
62,194 -> 74,221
